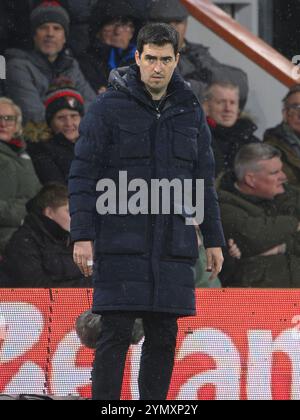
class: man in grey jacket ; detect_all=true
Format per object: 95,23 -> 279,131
5,2 -> 96,124
149,0 -> 249,108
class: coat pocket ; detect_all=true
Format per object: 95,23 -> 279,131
119,124 -> 151,159
173,126 -> 198,162
164,214 -> 199,260
98,214 -> 149,255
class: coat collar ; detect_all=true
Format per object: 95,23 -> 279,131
110,64 -> 198,114
29,48 -> 74,74
25,213 -> 70,245
211,118 -> 258,142
51,132 -> 76,149
0,138 -> 27,157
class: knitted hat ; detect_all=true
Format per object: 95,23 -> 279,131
30,1 -> 70,36
44,78 -> 85,126
149,0 -> 189,22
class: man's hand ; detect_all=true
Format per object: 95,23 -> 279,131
73,241 -> 94,278
228,239 -> 242,260
98,86 -> 107,95
259,243 -> 287,257
206,248 -> 224,281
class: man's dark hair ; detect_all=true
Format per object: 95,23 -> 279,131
26,183 -> 69,214
137,23 -> 179,56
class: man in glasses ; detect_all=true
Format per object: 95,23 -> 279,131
264,85 -> 300,186
0,97 -> 41,254
78,0 -> 150,94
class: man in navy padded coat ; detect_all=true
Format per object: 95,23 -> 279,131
69,23 -> 225,401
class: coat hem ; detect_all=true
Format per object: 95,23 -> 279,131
92,305 -> 196,318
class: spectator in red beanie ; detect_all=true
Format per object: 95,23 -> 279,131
27,78 -> 84,185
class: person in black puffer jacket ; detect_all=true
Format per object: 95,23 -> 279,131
27,79 -> 84,185
70,23 -> 225,401
2,183 -> 91,288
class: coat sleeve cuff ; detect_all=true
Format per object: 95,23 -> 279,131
202,220 -> 226,249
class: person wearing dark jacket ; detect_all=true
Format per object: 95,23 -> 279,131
203,82 -> 260,178
2,183 -> 90,288
27,81 -> 84,185
78,0 -> 151,94
69,23 -> 225,401
0,0 -> 98,55
5,1 -> 95,124
264,85 -> 300,186
148,0 -> 249,108
219,143 -> 300,288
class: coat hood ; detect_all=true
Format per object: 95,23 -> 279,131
211,117 -> 258,142
108,66 -> 131,94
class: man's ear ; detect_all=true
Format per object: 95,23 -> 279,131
282,108 -> 288,123
244,173 -> 256,188
43,207 -> 53,219
135,50 -> 141,66
175,53 -> 180,67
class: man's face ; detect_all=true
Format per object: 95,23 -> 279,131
169,20 -> 188,50
204,85 -> 240,128
247,158 -> 287,200
34,22 -> 66,58
0,103 -> 17,142
135,43 -> 179,96
44,203 -> 71,232
283,92 -> 300,135
51,109 -> 81,143
100,19 -> 135,50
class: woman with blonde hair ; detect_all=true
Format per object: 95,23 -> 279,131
0,97 -> 41,253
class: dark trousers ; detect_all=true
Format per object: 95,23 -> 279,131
92,312 -> 178,401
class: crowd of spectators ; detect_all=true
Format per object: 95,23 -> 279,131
0,0 -> 299,289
